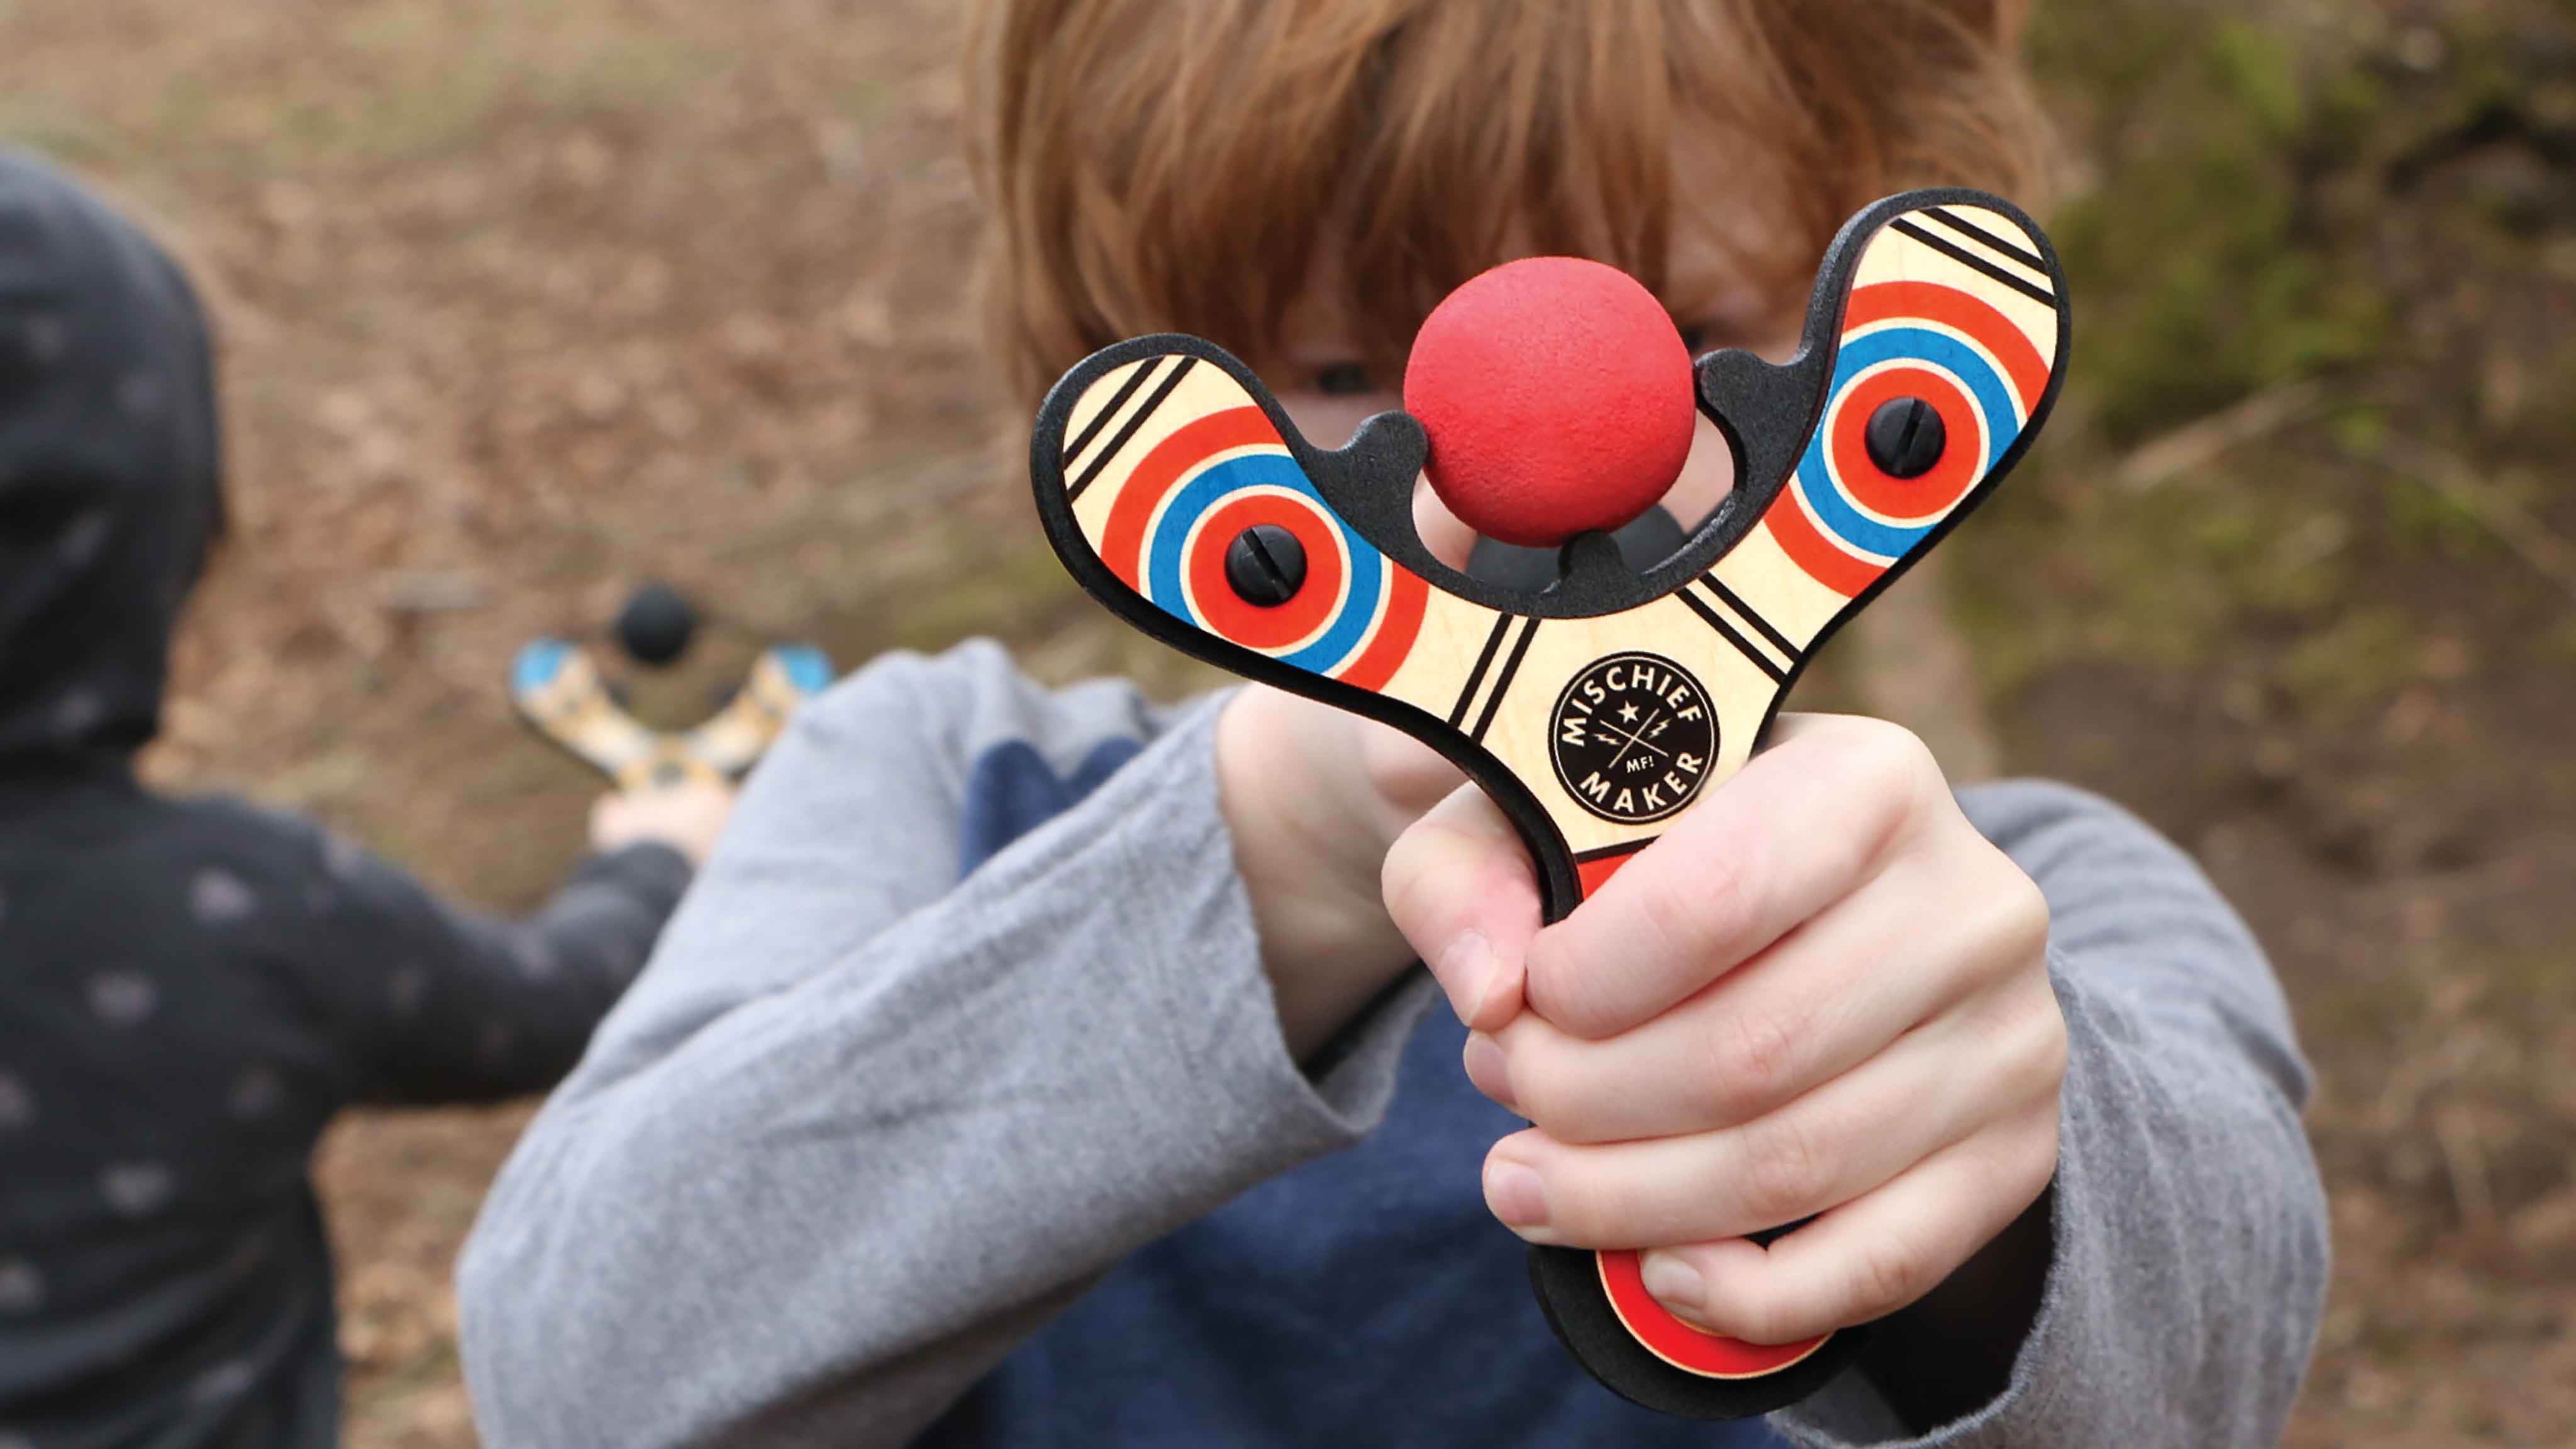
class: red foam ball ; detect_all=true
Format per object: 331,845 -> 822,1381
1402,257 -> 1697,548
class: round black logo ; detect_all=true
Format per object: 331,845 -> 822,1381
1550,652 -> 1719,824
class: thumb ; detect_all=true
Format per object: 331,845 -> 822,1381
1380,782 -> 1541,1031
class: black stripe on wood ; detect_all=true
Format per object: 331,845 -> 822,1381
1922,207 -> 2049,275
1062,357 -> 1163,471
1468,618 -> 1541,745
1449,613 -> 1516,729
1699,575 -> 1797,663
1887,219 -> 2055,308
1677,590 -> 1789,684
1067,357 -> 1199,503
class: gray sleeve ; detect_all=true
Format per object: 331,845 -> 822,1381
456,641 -> 1433,1449
1777,781 -> 2329,1449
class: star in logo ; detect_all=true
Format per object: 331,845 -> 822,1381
1618,701 -> 1641,724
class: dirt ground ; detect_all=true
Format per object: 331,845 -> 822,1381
4,0 -> 2568,1444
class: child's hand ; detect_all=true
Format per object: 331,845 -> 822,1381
1381,714 -> 2065,1345
1217,686 -> 1463,1058
590,780 -> 737,866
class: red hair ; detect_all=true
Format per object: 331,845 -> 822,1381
967,0 -> 2045,404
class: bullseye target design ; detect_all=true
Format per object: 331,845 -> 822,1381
1768,278 -> 2051,598
1098,404 -> 1428,689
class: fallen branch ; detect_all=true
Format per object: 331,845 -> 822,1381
2116,380 -> 2327,494
2434,1101 -> 2497,1239
2368,435 -> 2576,610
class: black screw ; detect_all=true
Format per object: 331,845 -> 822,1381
1864,397 -> 1948,479
1224,524 -> 1307,606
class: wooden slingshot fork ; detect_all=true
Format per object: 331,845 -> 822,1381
509,586 -> 833,789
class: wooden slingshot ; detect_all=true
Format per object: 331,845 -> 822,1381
510,584 -> 833,789
1027,189 -> 2070,1418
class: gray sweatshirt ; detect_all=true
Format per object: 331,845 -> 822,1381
457,640 -> 2329,1448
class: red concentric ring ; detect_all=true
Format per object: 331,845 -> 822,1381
1840,281 -> 2046,417
1764,480 -> 1887,599
1825,367 -> 1983,523
1185,492 -> 1347,651
1335,567 -> 1428,692
1100,407 -> 1283,588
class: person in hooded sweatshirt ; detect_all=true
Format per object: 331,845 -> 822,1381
0,149 -> 735,1446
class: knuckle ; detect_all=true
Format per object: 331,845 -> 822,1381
1850,717 -> 1940,800
2007,1103 -> 2065,1194
1977,975 -> 2068,1106
1705,1006 -> 1801,1123
1985,860 -> 2053,963
1523,931 -> 1614,1036
1633,868 -> 1715,974
1960,1113 -> 2060,1229
1740,1111 -> 1833,1223
1377,830 -> 1438,929
1652,817 -> 1760,944
1726,1277 -> 1804,1347
1380,822 -> 1506,943
1545,854 -> 1735,1038
2019,1002 -> 2071,1097
1690,838 -> 1758,950
1932,855 -> 2050,1002
1506,1052 -> 1575,1136
1848,1233 -> 1929,1319
1827,718 -> 1943,863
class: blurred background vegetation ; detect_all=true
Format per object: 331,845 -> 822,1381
3,0 -> 2568,1443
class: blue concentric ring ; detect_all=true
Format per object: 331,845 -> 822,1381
1142,452 -> 1387,675
1792,326 -> 2023,558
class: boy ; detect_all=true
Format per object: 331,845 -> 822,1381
459,3 -> 2329,1445
0,149 -> 731,1446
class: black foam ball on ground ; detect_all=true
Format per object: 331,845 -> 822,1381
614,583 -> 697,667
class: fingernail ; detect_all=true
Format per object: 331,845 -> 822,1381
1640,1251 -> 1707,1321
1462,1033 -> 1517,1110
1430,932 -> 1495,1025
1484,1160 -> 1548,1232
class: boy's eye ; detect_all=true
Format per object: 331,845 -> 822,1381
1313,362 -> 1375,396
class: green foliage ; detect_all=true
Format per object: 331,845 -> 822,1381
2310,60 -> 2391,164
2282,606 -> 2419,715
2212,21 -> 2306,138
2380,472 -> 2490,558
2037,8 -> 2387,445
2331,403 -> 2389,459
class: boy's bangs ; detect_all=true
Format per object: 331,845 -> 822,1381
970,0 -> 2043,404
